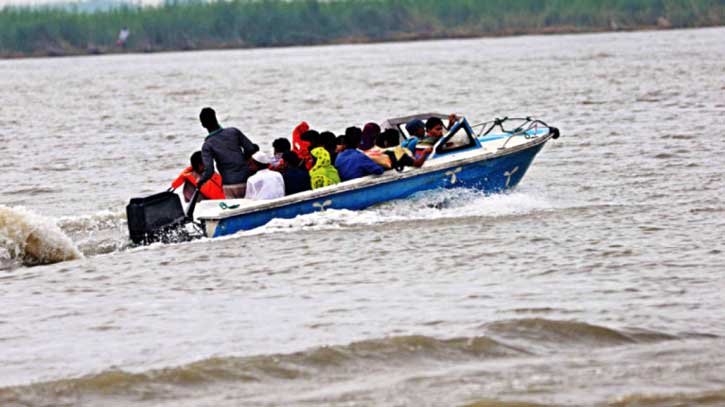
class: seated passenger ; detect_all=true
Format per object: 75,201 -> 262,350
270,137 -> 291,170
406,119 -> 426,138
417,114 -> 459,148
280,151 -> 311,195
291,121 -> 313,170
363,131 -> 394,170
300,129 -> 323,170
335,135 -> 346,154
171,151 -> 225,202
402,119 -> 426,152
245,152 -> 285,200
360,122 -> 380,151
383,129 -> 428,169
309,147 -> 341,189
320,131 -> 338,164
335,131 -> 384,181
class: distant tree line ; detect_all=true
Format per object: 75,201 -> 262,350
0,0 -> 723,57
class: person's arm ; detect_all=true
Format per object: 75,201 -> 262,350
197,142 -> 215,187
361,155 -> 384,175
412,146 -> 432,167
170,169 -> 188,189
447,113 -> 459,129
237,129 -> 259,159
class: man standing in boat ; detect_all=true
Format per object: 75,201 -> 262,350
197,107 -> 259,199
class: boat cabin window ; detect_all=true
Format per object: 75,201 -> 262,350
436,122 -> 477,154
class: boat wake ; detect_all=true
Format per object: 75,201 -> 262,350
1,187 -> 556,268
242,187 -> 555,236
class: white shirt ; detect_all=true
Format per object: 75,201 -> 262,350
245,169 -> 285,200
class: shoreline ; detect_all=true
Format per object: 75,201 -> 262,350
2,23 -> 721,60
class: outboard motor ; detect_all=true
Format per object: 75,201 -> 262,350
126,190 -> 202,245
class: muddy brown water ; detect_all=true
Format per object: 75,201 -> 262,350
0,27 -> 724,406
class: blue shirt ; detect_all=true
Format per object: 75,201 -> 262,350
335,149 -> 384,181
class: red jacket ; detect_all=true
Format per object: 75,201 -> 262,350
171,166 -> 225,200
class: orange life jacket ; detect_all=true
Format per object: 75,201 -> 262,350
171,166 -> 225,200
364,146 -> 392,170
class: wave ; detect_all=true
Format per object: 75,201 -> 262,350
483,318 -> 678,348
464,400 -> 554,407
607,389 -> 725,406
0,205 -> 82,267
0,334 -> 525,404
0,320 -> 682,406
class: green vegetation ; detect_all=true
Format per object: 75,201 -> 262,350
1,0 -> 723,57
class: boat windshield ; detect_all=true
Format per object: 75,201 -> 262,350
435,119 -> 478,154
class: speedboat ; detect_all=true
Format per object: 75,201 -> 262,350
126,114 -> 559,244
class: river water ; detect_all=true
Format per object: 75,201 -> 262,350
1,27 -> 724,406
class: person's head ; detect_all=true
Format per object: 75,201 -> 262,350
272,138 -> 291,155
301,130 -> 322,149
310,147 -> 332,168
361,122 -> 380,151
335,135 -> 346,153
320,131 -> 337,151
190,151 -> 204,173
405,119 -> 425,138
199,107 -> 220,131
250,151 -> 273,173
384,128 -> 401,147
344,126 -> 362,150
282,150 -> 301,169
425,117 -> 445,138
375,131 -> 387,148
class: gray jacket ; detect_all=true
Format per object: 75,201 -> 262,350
199,127 -> 259,187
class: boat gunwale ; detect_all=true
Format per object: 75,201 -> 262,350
197,131 -> 553,221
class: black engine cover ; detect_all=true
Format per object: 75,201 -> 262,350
126,191 -> 186,245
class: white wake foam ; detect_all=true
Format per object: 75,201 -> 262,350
0,205 -> 83,267
240,187 -> 554,236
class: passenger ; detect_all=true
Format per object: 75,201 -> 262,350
418,114 -> 459,147
270,137 -> 291,170
280,151 -> 311,195
309,147 -> 341,189
245,152 -> 285,200
197,107 -> 260,199
300,129 -> 322,170
335,131 -> 384,181
405,119 -> 426,138
170,151 -> 225,202
383,129 -> 428,168
345,126 -> 362,148
363,132 -> 394,170
320,131 -> 338,164
291,121 -> 313,170
335,135 -> 346,154
402,119 -> 425,152
360,122 -> 380,151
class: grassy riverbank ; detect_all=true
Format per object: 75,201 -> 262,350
1,0 -> 723,58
